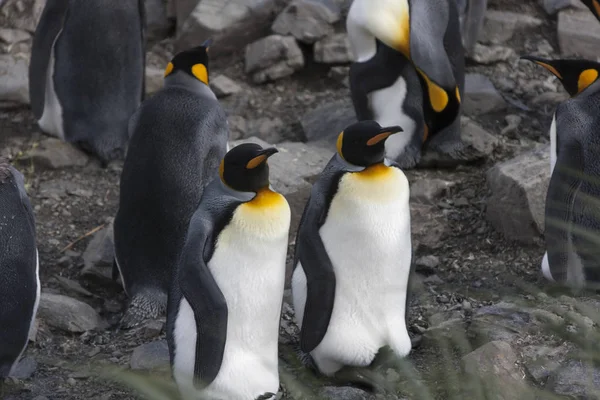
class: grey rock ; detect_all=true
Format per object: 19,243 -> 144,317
521,345 -> 567,385
141,320 -> 165,339
28,318 -> 39,342
320,386 -> 375,400
272,0 -> 340,44
461,117 -> 500,156
245,35 -> 305,84
231,137 -> 332,194
314,33 -> 353,64
37,293 -> 103,332
486,145 -> 550,243
462,341 -> 530,399
176,0 -> 277,56
480,10 -> 543,44
547,359 -> 600,398
415,255 -> 441,272
0,28 -> 30,52
471,44 -> 516,64
54,276 -> 94,298
23,138 -> 90,170
411,204 -> 449,251
145,66 -> 164,95
0,55 -> 28,105
144,0 -> 171,43
328,66 -> 350,86
174,0 -> 199,27
463,73 -> 507,115
557,9 -> 600,59
210,74 -> 242,98
130,340 -> 170,371
457,0 -> 488,54
37,179 -> 81,200
0,0 -> 46,32
247,117 -> 286,143
227,115 -> 248,141
410,179 -> 455,204
300,97 -> 356,145
468,302 -> 532,347
31,397 -> 49,400
81,220 -> 115,281
423,318 -> 466,348
541,0 -> 588,14
9,356 -> 37,379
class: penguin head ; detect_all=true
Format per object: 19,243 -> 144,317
521,55 -> 600,97
352,0 -> 461,133
164,38 -> 213,85
219,143 -> 279,193
336,121 -> 403,167
581,0 -> 600,21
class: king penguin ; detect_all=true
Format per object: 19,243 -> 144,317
167,143 -> 290,400
0,160 -> 40,379
29,0 -> 146,163
521,56 -> 600,288
291,120 -> 413,379
113,41 -> 229,329
346,0 -> 472,169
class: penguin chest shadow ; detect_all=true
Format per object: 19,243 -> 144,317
317,165 -> 412,356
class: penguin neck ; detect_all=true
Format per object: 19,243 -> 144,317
346,3 -> 377,62
216,179 -> 255,202
164,71 -> 216,99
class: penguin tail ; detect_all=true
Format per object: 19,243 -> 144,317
119,289 -> 167,329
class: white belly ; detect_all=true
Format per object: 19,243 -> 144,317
292,167 -> 413,375
549,113 -> 557,174
368,76 -> 417,160
38,38 -> 65,140
173,195 -> 290,400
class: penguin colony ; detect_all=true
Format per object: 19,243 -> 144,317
0,0 -> 598,398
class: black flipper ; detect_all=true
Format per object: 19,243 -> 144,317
294,158 -> 345,353
28,0 -> 70,119
137,0 -> 147,101
177,210 -> 229,388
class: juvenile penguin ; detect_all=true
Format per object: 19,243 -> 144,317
29,0 -> 146,162
113,41 -> 229,328
291,120 -> 413,379
346,0 -> 471,168
167,143 -> 290,400
0,160 -> 40,378
521,56 -> 600,286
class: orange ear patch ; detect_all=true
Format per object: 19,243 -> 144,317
191,63 -> 208,85
577,69 -> 599,93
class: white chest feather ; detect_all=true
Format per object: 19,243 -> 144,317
38,35 -> 65,139
368,76 -> 417,160
174,191 -> 290,400
292,165 -> 413,375
549,113 -> 557,174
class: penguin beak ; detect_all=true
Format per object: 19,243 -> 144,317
246,147 -> 279,169
202,37 -> 214,51
520,55 -> 563,80
367,126 -> 403,146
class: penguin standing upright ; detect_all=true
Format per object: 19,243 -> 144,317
346,0 -> 472,169
520,56 -> 600,287
0,160 -> 40,378
113,41 -> 229,328
29,0 -> 146,163
291,120 -> 413,379
167,143 -> 290,400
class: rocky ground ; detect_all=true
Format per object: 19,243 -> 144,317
2,0 -> 600,399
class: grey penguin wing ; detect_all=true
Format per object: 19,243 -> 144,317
177,203 -> 230,387
28,0 -> 70,119
295,158 -> 345,353
545,101 -> 585,282
137,0 -> 147,101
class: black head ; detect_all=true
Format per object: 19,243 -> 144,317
417,71 -> 462,136
581,0 -> 600,22
164,38 -> 213,85
521,55 -> 600,97
219,143 -> 279,193
336,120 -> 403,167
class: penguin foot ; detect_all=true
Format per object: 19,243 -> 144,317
292,343 -> 318,372
119,291 -> 167,329
333,366 -> 390,393
393,145 -> 422,170
255,392 -> 277,400
418,141 -> 485,169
